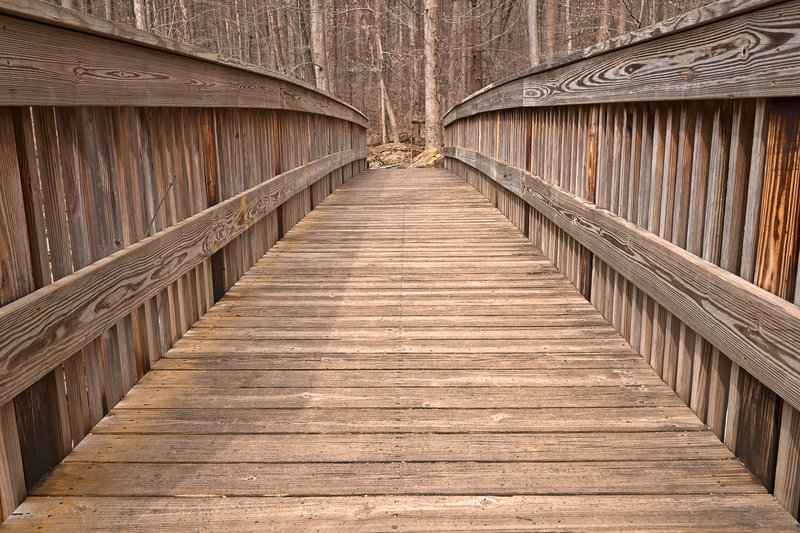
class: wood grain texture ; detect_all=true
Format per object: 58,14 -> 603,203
738,96 -> 800,492
0,5 -> 366,126
4,495 -> 798,532
32,461 -> 764,496
443,0 -> 791,125
520,3 -> 800,107
444,146 -> 800,412
775,402 -> 800,516
0,148 -> 364,408
3,168 -> 794,531
0,110 -> 31,520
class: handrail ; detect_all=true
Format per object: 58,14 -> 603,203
443,0 -> 800,517
0,148 -> 363,407
443,0 -> 797,125
0,1 -> 368,520
446,145 -> 800,410
0,0 -> 367,127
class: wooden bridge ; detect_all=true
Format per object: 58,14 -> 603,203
2,0 -> 800,530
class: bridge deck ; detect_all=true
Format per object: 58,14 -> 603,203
3,169 -> 796,531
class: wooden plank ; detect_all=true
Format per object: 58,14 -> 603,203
671,102 -> 698,403
189,313 -> 609,328
154,353 -> 650,371
166,338 -> 632,355
521,2 -> 800,107
54,107 -> 106,425
116,385 -> 684,410
182,324 -> 615,338
31,107 -> 95,446
737,97 -> 800,490
11,108 -> 74,465
5,168 -> 795,530
0,109 -> 36,517
51,431 -> 729,463
445,147 -> 800,411
704,102 -> 734,439
112,107 -> 157,382
0,9 -> 366,126
754,99 -> 800,300
774,279 -> 800,517
95,405 -> 704,433
136,368 -> 662,388
6,495 -> 798,531
775,402 -> 800,516
0,148 -> 364,407
79,107 -> 124,414
719,99 -> 757,451
9,108 -> 49,289
33,461 -> 763,497
444,0 -> 800,125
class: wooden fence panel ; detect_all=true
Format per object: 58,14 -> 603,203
444,15 -> 800,507
0,4 -> 367,520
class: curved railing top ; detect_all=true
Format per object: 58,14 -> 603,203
443,0 -> 796,126
0,0 -> 368,127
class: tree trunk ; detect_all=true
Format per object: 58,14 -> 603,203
178,0 -> 192,41
467,0 -> 482,94
133,0 -> 147,30
371,0 -> 400,143
270,8 -> 288,72
565,0 -> 573,53
423,0 -> 443,149
327,0 -> 337,95
383,88 -> 400,143
546,0 -> 557,60
410,1 -> 424,132
252,4 -> 263,67
298,0 -> 316,83
652,0 -> 664,25
459,0 -> 469,97
526,0 -> 539,67
380,80 -> 387,144
309,0 -> 330,91
346,0 -> 355,105
599,0 -> 610,41
234,0 -> 244,60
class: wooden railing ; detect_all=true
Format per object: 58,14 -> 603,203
0,1 -> 367,520
443,0 -> 800,519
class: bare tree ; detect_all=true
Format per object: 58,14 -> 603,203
424,0 -> 443,149
527,0 -> 539,67
133,0 -> 147,29
467,0 -> 483,94
371,0 -> 400,142
309,0 -> 330,90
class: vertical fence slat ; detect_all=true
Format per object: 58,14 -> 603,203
740,97 -> 800,492
0,111 -> 31,520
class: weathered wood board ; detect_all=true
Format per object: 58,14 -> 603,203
3,169 -> 795,531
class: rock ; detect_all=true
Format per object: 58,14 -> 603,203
367,142 -> 419,169
409,147 -> 443,168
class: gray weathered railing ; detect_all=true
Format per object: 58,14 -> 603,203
0,1 -> 367,520
444,0 -> 800,518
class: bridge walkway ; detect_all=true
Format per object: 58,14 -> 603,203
3,168 -> 796,531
